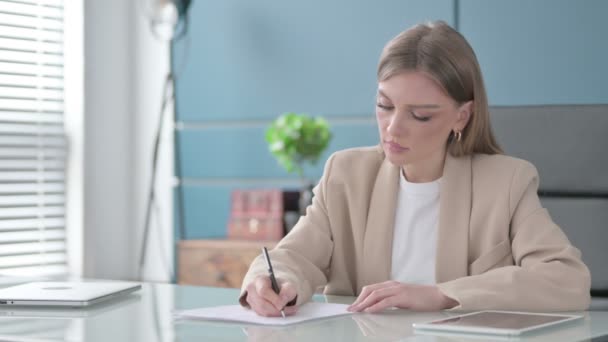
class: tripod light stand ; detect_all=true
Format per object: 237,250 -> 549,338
138,0 -> 192,281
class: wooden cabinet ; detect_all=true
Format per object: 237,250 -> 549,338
178,240 -> 277,288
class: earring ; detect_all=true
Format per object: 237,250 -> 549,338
454,130 -> 462,142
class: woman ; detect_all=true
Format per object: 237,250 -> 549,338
239,21 -> 591,316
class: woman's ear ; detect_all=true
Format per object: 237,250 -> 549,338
455,100 -> 473,131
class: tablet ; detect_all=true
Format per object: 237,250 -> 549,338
413,310 -> 583,336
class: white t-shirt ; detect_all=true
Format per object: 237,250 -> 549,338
390,170 -> 440,285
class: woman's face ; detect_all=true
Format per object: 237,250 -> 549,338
376,71 -> 470,169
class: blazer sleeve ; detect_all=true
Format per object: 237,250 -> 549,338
437,161 -> 592,311
239,154 -> 336,307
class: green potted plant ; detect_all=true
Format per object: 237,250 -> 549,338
265,112 -> 332,214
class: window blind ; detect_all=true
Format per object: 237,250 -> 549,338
0,0 -> 67,277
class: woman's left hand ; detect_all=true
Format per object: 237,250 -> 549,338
346,281 -> 459,313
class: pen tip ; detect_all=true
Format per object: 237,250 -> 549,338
281,310 -> 286,318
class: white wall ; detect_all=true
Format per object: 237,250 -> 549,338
82,0 -> 173,281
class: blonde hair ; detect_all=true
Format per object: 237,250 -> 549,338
377,21 -> 502,156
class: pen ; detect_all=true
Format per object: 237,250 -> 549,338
262,246 -> 285,318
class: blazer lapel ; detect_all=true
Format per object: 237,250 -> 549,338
435,153 -> 472,283
360,157 -> 400,291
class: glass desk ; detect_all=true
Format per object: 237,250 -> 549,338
0,282 -> 607,342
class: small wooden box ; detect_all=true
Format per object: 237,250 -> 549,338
227,217 -> 284,241
178,240 -> 277,288
227,189 -> 285,241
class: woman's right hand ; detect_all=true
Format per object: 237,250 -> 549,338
244,275 -> 298,317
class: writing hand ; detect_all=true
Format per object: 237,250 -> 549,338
244,275 -> 298,317
347,281 -> 458,313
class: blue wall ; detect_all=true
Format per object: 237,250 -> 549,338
460,0 -> 608,105
173,0 -> 454,238
173,0 -> 607,239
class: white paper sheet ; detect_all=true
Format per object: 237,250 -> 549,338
175,302 -> 352,326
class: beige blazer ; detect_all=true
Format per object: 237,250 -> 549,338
240,146 -> 591,311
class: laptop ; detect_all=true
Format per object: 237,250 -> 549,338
0,292 -> 141,318
0,281 -> 141,307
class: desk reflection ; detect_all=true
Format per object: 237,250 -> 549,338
352,310 -> 449,341
241,316 -> 360,342
0,293 -> 142,341
239,310 -> 451,342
